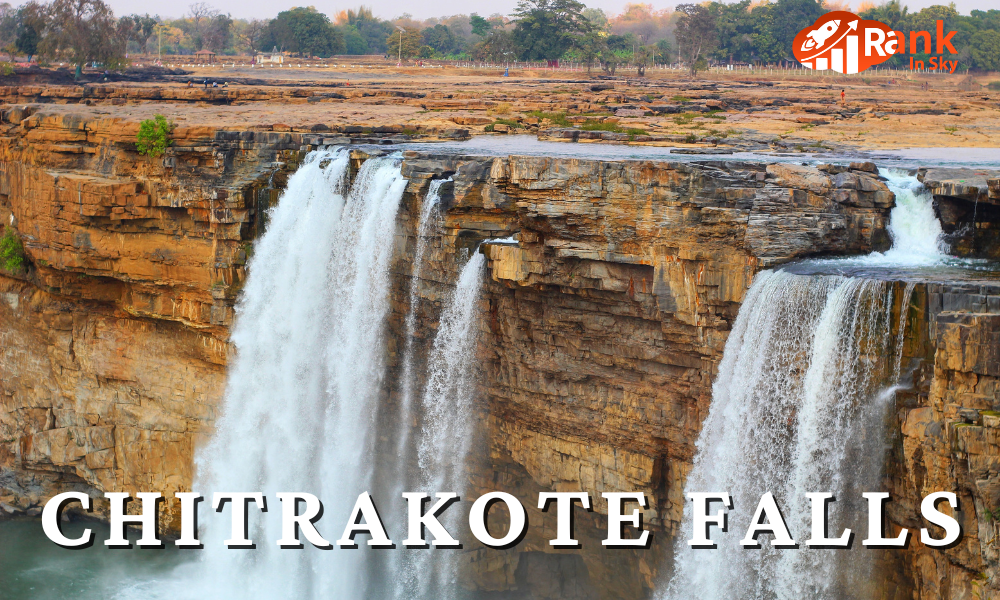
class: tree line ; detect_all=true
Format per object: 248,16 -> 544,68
0,0 -> 997,76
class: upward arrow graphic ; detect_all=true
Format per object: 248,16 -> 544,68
801,20 -> 861,62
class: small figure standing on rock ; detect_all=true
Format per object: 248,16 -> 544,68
841,89 -> 845,105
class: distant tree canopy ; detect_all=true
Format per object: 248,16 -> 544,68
385,27 -> 421,59
337,6 -> 392,54
13,3 -> 44,59
0,0 -> 997,72
469,13 -> 491,37
511,0 -> 592,60
263,7 -> 343,57
674,3 -> 715,74
854,2 -> 1000,70
37,0 -> 125,76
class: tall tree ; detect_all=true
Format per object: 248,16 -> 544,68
769,0 -> 824,59
234,18 -> 267,56
574,30 -> 604,74
674,3 -> 716,75
633,43 -> 656,75
13,2 -> 44,60
265,7 -> 344,57
511,0 -> 592,60
422,23 -> 458,54
187,2 -> 218,50
472,28 -> 515,61
969,29 -> 1000,71
202,13 -> 231,51
581,7 -> 608,31
339,6 -> 391,54
0,2 -> 15,50
39,0 -> 124,77
338,24 -> 367,54
384,26 -> 421,60
469,13 -> 492,37
118,13 -> 156,54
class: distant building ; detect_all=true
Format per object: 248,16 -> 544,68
194,49 -> 216,64
269,47 -> 284,64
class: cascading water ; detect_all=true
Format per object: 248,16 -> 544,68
663,168 -> 945,599
140,149 -> 409,599
121,153 -> 488,600
664,272 -> 904,600
395,178 -> 448,476
878,170 -> 947,264
839,169 -> 948,267
394,250 -> 486,599
417,250 -> 485,500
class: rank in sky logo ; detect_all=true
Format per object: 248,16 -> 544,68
793,11 -> 960,74
793,11 -> 896,74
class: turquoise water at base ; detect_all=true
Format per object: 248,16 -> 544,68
0,519 -> 191,599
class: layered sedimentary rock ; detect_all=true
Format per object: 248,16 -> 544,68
1,107 -> 997,599
920,168 -> 1000,259
881,282 -> 1000,600
0,111 -> 305,527
396,153 -> 892,595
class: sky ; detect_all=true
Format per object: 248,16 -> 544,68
103,0 -> 1000,21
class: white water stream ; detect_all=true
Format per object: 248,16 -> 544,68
662,170 -> 944,599
184,149 -> 406,599
120,150 -> 486,599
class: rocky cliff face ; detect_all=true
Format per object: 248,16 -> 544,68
395,153 -> 892,596
920,168 -> 1000,259
1,108 -> 993,599
0,109 -> 306,528
878,281 -> 1000,600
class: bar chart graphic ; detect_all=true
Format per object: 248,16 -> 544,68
792,11 -> 896,75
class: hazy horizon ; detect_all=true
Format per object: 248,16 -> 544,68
101,0 -> 1000,21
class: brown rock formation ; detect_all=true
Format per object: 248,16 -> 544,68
2,107 -> 996,599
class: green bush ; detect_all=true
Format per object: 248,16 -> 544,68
493,118 -> 522,129
0,227 -> 26,272
577,120 -> 620,131
136,114 -> 173,157
526,110 -> 572,127
0,62 -> 13,77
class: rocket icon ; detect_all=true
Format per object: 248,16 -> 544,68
801,20 -> 841,52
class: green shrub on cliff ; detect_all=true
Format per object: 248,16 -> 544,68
136,114 -> 173,158
0,227 -> 26,272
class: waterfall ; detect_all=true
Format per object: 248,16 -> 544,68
852,169 -> 948,266
151,149 -> 408,599
663,271 -> 903,600
395,179 -> 448,474
879,170 -> 947,264
394,250 -> 486,599
663,167 -> 943,599
118,153 -> 488,600
417,251 -> 485,499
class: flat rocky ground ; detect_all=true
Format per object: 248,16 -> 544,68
3,60 -> 999,153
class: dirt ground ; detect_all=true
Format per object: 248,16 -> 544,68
3,58 -> 999,152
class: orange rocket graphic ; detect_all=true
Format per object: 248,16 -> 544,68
793,11 -> 896,74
